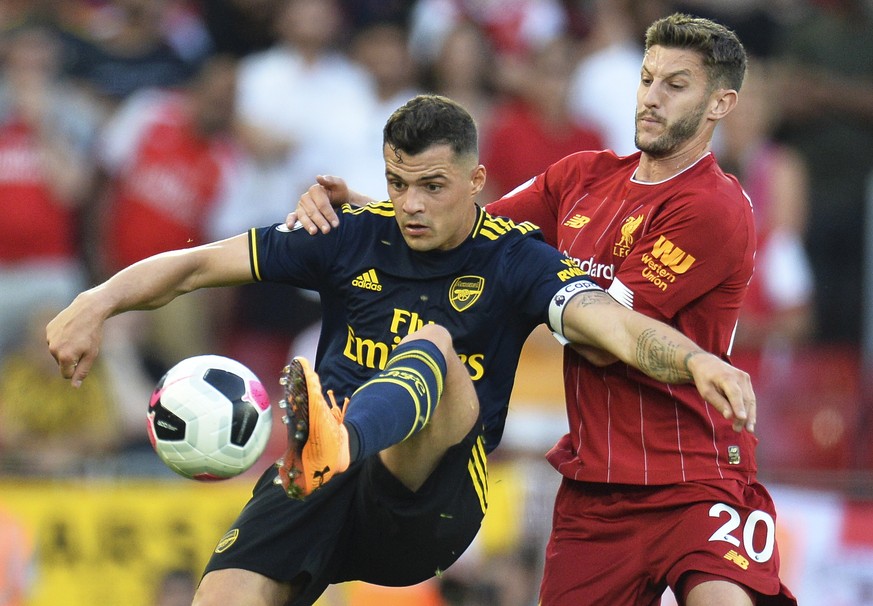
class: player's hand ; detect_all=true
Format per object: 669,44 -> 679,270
45,292 -> 106,388
286,175 -> 347,235
687,352 -> 756,433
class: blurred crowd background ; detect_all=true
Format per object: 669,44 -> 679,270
0,0 -> 872,604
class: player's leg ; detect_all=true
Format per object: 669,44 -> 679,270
201,466 -> 359,606
314,326 -> 485,587
375,323 -> 479,491
539,480 -> 670,605
192,568 -> 300,606
277,323 -> 478,497
665,481 -> 797,606
539,479 -> 795,605
681,574 -> 754,605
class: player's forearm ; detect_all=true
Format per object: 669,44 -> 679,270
46,250 -> 204,378
561,291 -> 704,384
91,241 -> 248,317
626,324 -> 703,384
48,236 -> 253,386
83,250 -> 208,319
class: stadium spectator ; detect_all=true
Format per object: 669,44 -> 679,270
566,0 -> 669,155
0,22 -> 100,357
91,54 -> 240,278
84,54 -> 242,437
199,0 -> 282,58
422,22 -> 498,135
58,0 -> 195,111
0,305 -> 119,475
348,21 -> 423,198
214,0 -> 379,231
481,35 -> 604,201
772,0 -> 873,344
718,59 -> 815,353
350,21 -> 422,127
408,0 -> 568,64
0,506 -> 34,606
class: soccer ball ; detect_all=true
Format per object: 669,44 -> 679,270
147,355 -> 273,480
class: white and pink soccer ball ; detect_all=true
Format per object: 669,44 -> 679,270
148,355 -> 272,480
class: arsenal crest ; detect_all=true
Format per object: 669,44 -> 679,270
449,276 -> 484,312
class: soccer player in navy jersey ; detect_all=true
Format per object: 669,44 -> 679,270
48,94 -> 754,606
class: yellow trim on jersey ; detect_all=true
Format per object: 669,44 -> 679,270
468,435 -> 488,514
471,205 -> 487,236
248,228 -> 262,281
479,217 -> 511,240
346,201 -> 395,217
476,210 -> 539,240
513,221 -> 539,234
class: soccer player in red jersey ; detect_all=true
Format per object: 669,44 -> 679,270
290,13 -> 796,606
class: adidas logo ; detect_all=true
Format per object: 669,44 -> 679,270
352,269 -> 382,291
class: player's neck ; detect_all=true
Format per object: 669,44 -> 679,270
635,140 -> 711,183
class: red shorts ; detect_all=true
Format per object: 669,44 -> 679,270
539,478 -> 797,605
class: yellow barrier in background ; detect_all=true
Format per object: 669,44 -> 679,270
0,460 -> 527,606
0,478 -> 252,606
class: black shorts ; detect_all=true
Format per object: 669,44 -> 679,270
204,422 -> 488,605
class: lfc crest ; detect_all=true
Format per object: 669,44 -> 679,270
613,214 -> 644,257
449,276 -> 485,312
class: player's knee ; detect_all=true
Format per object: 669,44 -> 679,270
398,323 -> 477,427
400,323 -> 454,356
193,570 -> 299,606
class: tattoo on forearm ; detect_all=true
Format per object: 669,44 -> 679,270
683,351 -> 702,376
636,328 -> 694,383
571,291 -> 607,308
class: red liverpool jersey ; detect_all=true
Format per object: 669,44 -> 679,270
487,149 -> 757,485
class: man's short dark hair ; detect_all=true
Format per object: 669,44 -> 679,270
644,13 -> 747,92
383,94 -> 479,160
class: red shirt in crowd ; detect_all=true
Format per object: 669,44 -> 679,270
0,118 -> 78,262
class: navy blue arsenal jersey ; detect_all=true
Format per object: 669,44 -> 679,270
249,202 -> 594,452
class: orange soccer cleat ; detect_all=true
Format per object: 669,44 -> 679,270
274,357 -> 350,499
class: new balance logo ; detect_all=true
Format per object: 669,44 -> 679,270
352,269 -> 382,291
563,214 -> 590,229
724,550 -> 750,570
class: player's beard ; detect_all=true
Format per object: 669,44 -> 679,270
634,100 -> 707,158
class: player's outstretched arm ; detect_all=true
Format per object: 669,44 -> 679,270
286,175 -> 374,234
47,234 -> 253,388
558,289 -> 755,433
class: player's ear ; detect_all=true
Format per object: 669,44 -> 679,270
470,164 -> 486,197
710,88 -> 738,120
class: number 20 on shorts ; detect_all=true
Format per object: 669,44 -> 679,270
708,503 -> 776,563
